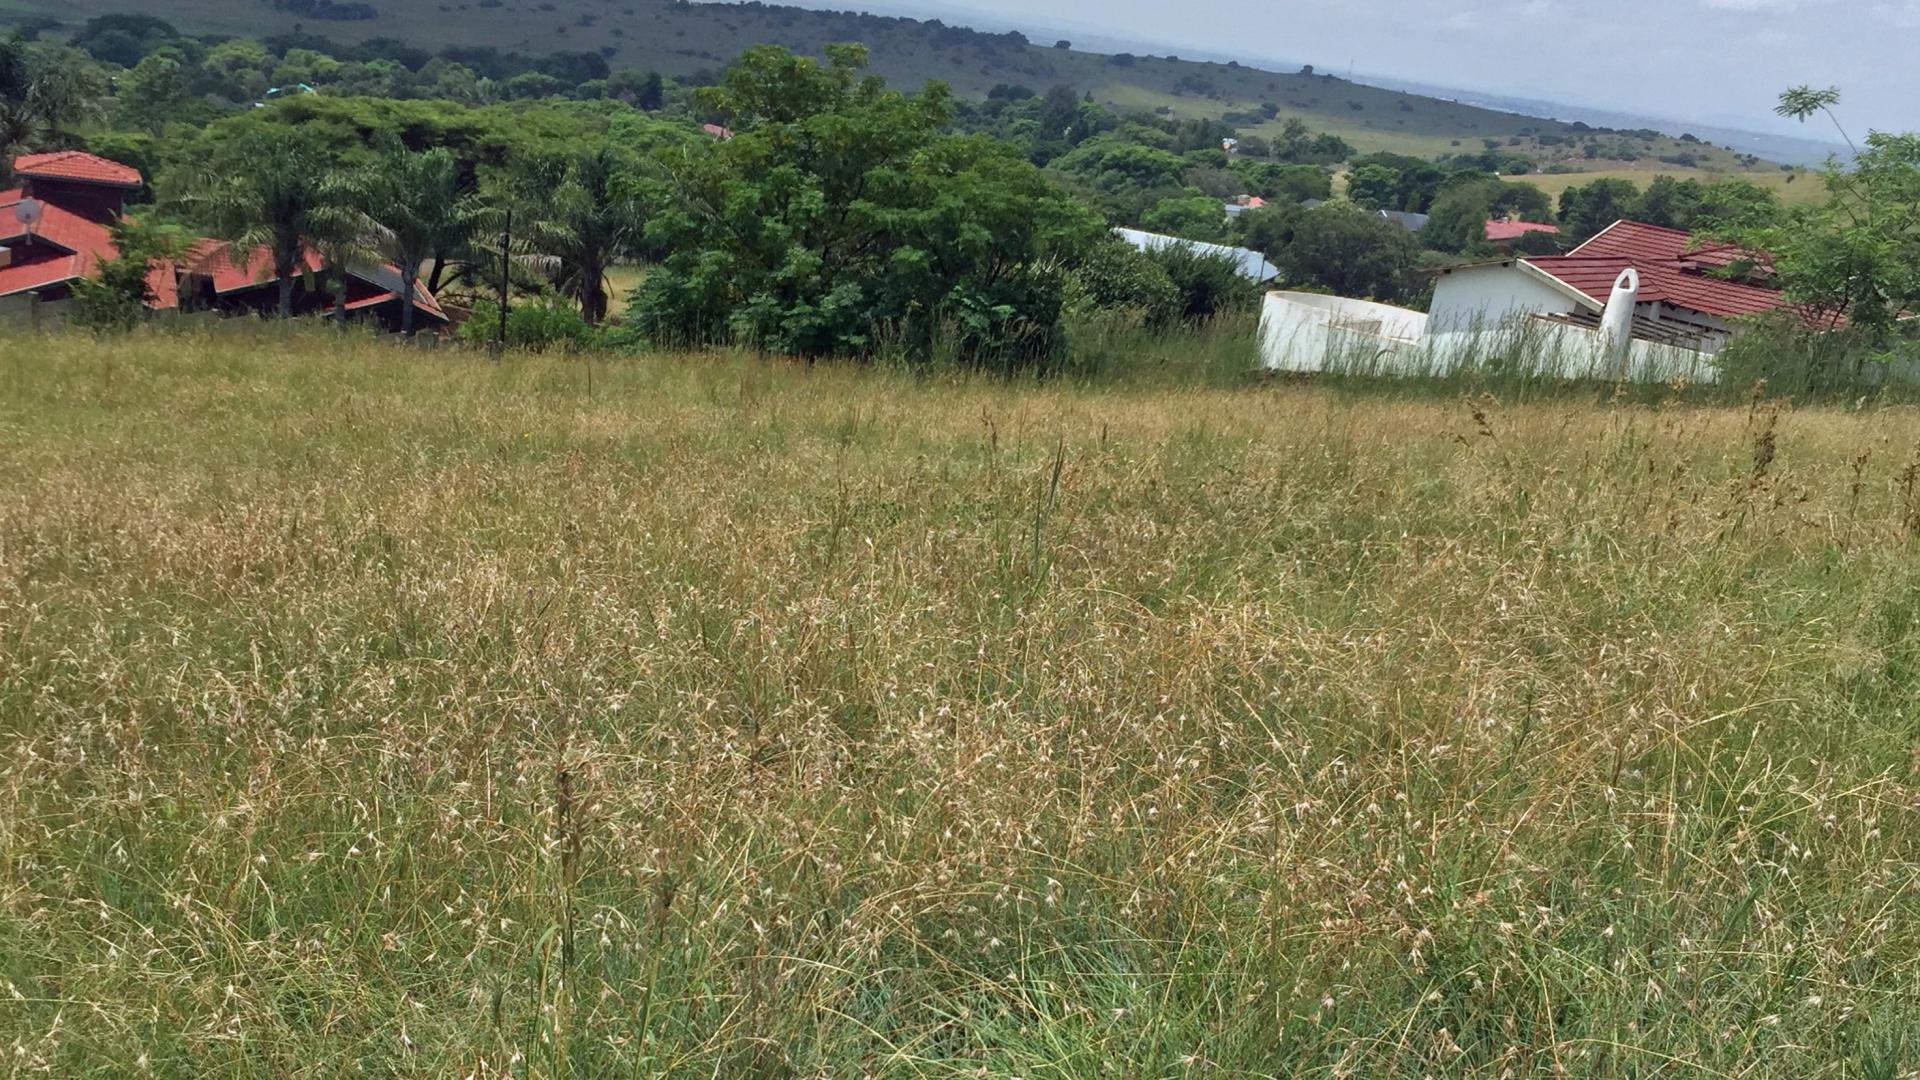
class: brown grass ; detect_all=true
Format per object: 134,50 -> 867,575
2,327 -> 1919,1077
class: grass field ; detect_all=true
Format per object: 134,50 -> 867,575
1516,165 -> 1829,207
4,328 -> 1920,1076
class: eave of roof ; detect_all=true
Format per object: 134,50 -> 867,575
12,150 -> 145,189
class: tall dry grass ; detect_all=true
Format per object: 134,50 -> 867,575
2,327 -> 1919,1077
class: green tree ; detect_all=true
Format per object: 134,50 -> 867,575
1558,178 -> 1643,242
1276,203 -> 1417,301
1638,175 -> 1701,229
72,219 -> 183,331
202,39 -> 272,102
1724,129 -> 1920,334
633,44 -> 1097,364
350,142 -> 488,335
1228,160 -> 1330,203
1234,201 -> 1304,257
1346,163 -> 1399,210
1,38 -> 108,173
1777,85 -> 1855,156
181,133 -> 359,319
1142,194 -> 1228,241
525,147 -> 643,324
1420,182 -> 1496,254
1143,243 -> 1260,322
116,53 -> 189,136
0,37 -> 38,173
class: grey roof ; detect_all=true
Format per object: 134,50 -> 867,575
1113,227 -> 1280,283
1377,210 -> 1429,232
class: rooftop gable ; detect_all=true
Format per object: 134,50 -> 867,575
12,151 -> 144,189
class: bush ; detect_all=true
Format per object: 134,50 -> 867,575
1064,238 -> 1181,328
71,221 -> 183,333
458,297 -> 602,351
1143,244 -> 1261,323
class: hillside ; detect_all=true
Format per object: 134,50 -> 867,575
2,0 -> 1805,183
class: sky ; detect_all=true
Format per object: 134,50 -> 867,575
810,0 -> 1913,138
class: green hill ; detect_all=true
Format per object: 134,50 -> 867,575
3,0 -> 1797,178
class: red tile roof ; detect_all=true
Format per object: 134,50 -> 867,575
183,239 -> 445,321
12,151 -> 144,188
4,153 -> 445,324
183,239 -> 327,294
1512,219 -> 1822,325
1,188 -> 109,253
1572,219 -> 1769,274
0,252 -> 88,297
1,187 -> 176,306
1486,220 -> 1559,242
1525,255 -> 1791,320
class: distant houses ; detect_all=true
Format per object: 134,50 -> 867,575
1485,219 -> 1560,250
1222,195 -> 1267,219
1377,209 -> 1429,233
1,151 -> 447,331
1260,219 -> 1815,383
1429,221 -> 1803,351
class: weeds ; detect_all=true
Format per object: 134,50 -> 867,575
2,326 -> 1919,1077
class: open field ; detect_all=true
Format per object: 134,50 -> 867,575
1516,165 -> 1829,207
4,330 -> 1920,1076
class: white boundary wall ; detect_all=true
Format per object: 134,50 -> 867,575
1257,291 -> 1719,383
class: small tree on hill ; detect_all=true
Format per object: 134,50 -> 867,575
1719,88 -> 1920,336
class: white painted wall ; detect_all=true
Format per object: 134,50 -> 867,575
1258,287 -> 1719,383
1426,324 -> 1719,383
1258,292 -> 1428,374
1428,264 -> 1582,334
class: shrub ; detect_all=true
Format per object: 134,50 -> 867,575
1143,243 -> 1260,322
1064,238 -> 1181,327
458,297 -> 602,351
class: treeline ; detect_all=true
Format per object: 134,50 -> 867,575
47,13 -> 670,109
5,15 -> 1914,376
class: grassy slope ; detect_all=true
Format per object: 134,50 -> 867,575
1517,164 -> 1828,207
7,0 -> 1793,178
3,328 -> 1919,1076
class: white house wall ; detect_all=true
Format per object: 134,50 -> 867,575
1258,290 -> 1719,383
1258,292 -> 1428,374
1428,265 -> 1583,334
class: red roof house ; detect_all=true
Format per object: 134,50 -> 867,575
1428,218 -> 1810,355
1,151 -> 448,332
1485,219 -> 1560,247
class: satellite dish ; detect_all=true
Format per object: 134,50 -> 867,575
14,198 -> 43,238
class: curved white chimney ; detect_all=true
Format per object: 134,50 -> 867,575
1599,268 -> 1640,375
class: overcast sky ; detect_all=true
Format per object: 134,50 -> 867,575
819,0 -> 1912,137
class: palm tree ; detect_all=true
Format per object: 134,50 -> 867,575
181,136 -> 360,319
351,143 -> 488,336
526,148 -> 644,324
0,40 -> 107,178
26,47 -> 106,143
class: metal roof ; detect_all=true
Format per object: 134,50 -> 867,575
1113,227 -> 1280,283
